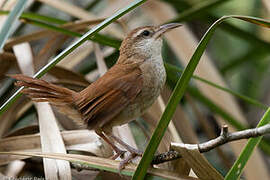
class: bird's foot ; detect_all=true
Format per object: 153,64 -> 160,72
110,134 -> 143,156
110,149 -> 126,160
125,146 -> 143,156
118,149 -> 143,171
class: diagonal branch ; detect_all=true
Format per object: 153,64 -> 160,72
152,124 -> 270,164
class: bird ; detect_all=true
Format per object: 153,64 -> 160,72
10,23 -> 182,169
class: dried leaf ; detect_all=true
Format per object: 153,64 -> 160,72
0,151 -> 198,180
13,42 -> 72,180
0,130 -> 112,165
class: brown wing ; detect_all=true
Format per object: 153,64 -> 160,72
75,62 -> 143,129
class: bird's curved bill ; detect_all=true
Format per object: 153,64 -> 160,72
155,23 -> 182,39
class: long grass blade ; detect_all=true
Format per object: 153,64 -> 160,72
132,15 -> 270,180
0,0 -> 146,117
0,0 -> 27,50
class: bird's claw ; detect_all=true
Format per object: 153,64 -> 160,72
118,150 -> 143,172
110,149 -> 126,160
130,149 -> 143,156
118,153 -> 136,172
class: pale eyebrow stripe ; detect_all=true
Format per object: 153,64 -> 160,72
133,28 -> 147,38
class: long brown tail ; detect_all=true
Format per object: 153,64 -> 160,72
9,74 -> 86,127
9,74 -> 77,105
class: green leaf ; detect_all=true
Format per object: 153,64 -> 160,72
132,15 -> 270,180
0,0 -> 27,50
225,108 -> 270,180
0,0 -> 146,117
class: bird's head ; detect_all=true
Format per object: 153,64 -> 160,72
119,23 -> 182,61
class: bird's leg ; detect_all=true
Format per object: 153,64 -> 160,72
95,130 -> 126,160
119,153 -> 137,172
110,134 -> 144,170
110,134 -> 143,155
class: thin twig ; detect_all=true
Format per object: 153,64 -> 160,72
152,124 -> 270,164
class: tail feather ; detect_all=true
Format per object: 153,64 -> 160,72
15,81 -> 60,95
9,74 -> 76,104
9,74 -> 86,127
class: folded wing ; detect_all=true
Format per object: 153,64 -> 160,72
76,62 -> 143,129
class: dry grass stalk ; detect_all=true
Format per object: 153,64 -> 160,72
0,130 -> 113,165
13,42 -> 72,180
35,103 -> 72,180
142,1 -> 269,179
5,160 -> 25,177
263,0 -> 270,13
0,151 -> 199,180
94,43 -> 108,76
85,69 -> 100,82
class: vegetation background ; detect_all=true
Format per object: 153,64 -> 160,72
0,0 -> 269,179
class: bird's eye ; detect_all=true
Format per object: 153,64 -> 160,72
141,30 -> 150,37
